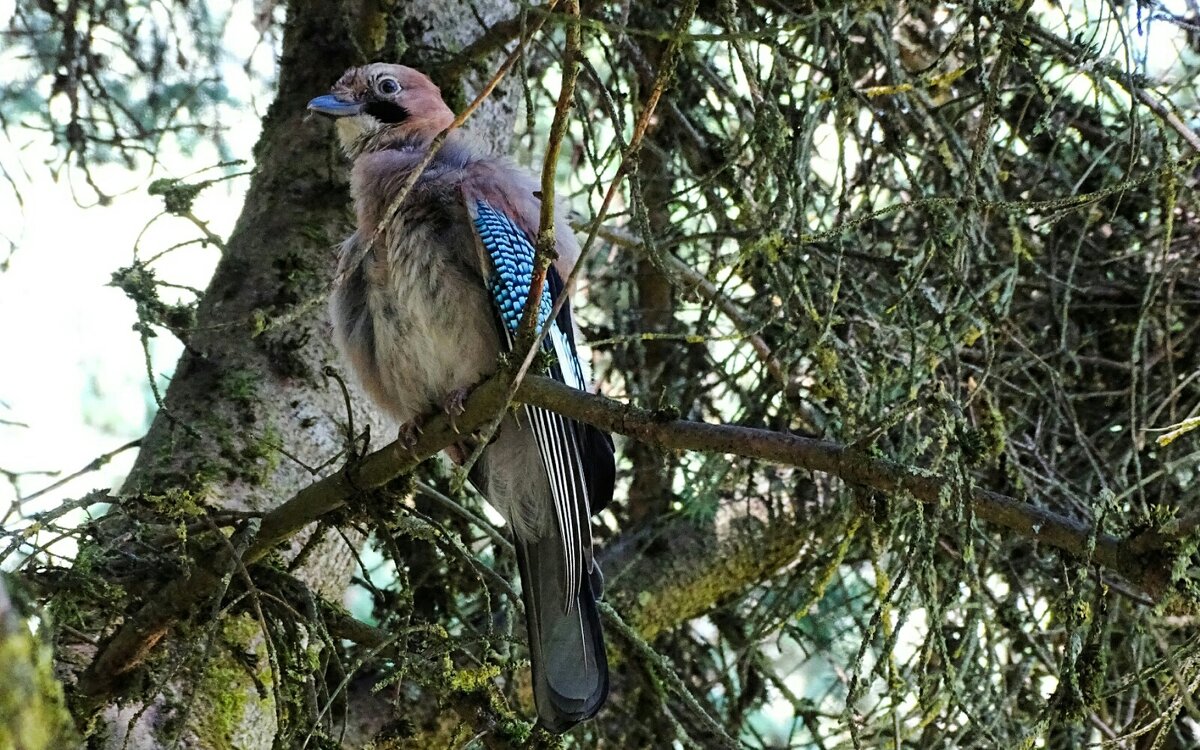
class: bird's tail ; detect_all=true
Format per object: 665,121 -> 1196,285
470,415 -> 609,733
513,533 -> 608,733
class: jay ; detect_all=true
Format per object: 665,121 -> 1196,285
308,64 -> 614,733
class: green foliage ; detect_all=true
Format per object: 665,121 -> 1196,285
555,2 -> 1200,747
3,0 -> 241,177
4,0 -> 1200,748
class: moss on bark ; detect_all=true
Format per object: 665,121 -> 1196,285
0,579 -> 77,750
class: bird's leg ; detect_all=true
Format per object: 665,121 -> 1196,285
397,418 -> 424,450
443,386 -> 471,433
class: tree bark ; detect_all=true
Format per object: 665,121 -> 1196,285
55,0 -> 520,747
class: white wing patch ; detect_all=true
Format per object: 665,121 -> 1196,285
496,288 -> 594,615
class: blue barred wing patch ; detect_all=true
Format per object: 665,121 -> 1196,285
472,198 -> 594,614
474,201 -> 553,334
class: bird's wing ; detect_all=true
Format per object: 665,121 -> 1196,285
469,198 -> 615,612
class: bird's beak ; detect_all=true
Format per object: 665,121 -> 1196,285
307,94 -> 364,118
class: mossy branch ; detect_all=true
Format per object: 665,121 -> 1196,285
76,369 -> 1188,713
518,376 -> 1177,601
73,375 -> 515,713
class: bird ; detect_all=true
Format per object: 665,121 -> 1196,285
308,63 -> 615,733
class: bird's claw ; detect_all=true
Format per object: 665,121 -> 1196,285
443,387 -> 470,434
397,420 -> 423,450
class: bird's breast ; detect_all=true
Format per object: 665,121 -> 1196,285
330,210 -> 499,424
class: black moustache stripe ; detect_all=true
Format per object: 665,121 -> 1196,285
365,101 -> 409,124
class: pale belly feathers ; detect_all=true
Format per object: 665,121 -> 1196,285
330,216 -> 499,426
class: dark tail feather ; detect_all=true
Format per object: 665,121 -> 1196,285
514,535 -> 609,734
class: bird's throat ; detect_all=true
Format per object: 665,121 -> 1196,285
335,115 -> 379,156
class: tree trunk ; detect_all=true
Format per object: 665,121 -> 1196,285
54,1 -> 519,747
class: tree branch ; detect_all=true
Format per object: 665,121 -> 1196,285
76,370 -> 1183,711
517,376 -> 1177,600
74,376 -> 515,710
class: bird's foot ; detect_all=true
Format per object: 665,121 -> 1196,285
397,419 -> 423,450
443,386 -> 470,433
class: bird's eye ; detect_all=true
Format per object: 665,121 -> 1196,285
377,78 -> 400,95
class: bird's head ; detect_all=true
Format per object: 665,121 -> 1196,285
307,63 -> 454,156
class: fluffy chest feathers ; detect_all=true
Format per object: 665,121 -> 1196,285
329,142 -> 499,423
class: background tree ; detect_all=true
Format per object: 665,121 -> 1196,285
2,0 -> 1199,748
